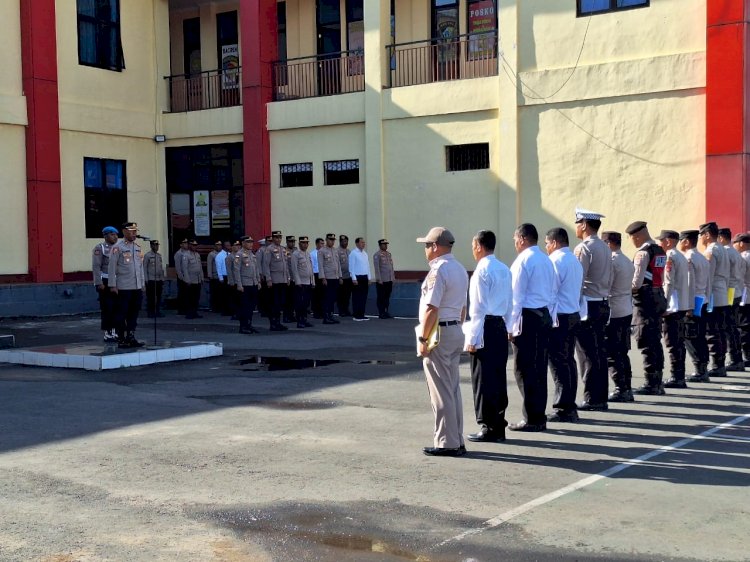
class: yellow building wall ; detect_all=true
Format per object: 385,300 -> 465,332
60,132 -> 164,273
270,123 -> 366,239
0,1 -> 28,275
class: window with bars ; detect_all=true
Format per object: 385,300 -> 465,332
324,160 -> 360,185
77,0 -> 125,71
445,143 -> 490,172
280,163 -> 314,188
578,0 -> 648,16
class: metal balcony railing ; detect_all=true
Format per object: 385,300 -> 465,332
272,50 -> 365,101
166,68 -> 242,112
387,31 -> 498,88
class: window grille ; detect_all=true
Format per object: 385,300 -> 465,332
446,143 -> 490,172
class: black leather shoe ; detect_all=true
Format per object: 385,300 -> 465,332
467,428 -> 506,442
547,410 -> 579,423
708,366 -> 727,377
322,319 -> 336,325
726,362 -> 745,372
457,445 -> 467,456
663,377 -> 687,389
508,421 -> 546,432
578,401 -> 608,411
633,385 -> 662,396
608,389 -> 633,402
422,447 -> 462,457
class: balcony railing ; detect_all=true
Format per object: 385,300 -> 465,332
166,68 -> 242,112
387,31 -> 498,88
272,50 -> 365,101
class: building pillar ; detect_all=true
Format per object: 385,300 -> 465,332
241,0 -> 277,240
20,0 -> 63,282
706,1 -> 750,232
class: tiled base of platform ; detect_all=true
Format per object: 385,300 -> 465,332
0,341 -> 222,370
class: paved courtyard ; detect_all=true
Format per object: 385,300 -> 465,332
0,313 -> 747,561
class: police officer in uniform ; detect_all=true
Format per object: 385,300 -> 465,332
733,233 -> 750,366
173,239 -> 189,314
283,235 -> 297,323
180,240 -> 204,319
374,239 -> 395,319
602,232 -> 636,402
234,235 -> 261,334
573,208 -> 613,410
416,227 -> 468,456
144,240 -> 165,318
656,230 -> 691,388
206,241 -> 221,312
700,222 -> 730,377
337,235 -> 353,316
108,222 -> 145,348
319,233 -> 342,324
311,237 -> 325,318
680,230 -> 712,382
257,235 -> 273,318
263,231 -> 290,331
93,226 -> 118,342
627,221 -> 668,395
225,240 -> 241,320
291,236 -> 315,328
719,227 -> 746,372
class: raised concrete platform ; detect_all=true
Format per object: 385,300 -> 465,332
0,341 -> 222,370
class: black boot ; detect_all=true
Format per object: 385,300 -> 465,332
663,375 -> 688,389
608,387 -> 633,402
125,331 -> 144,348
726,358 -> 745,372
708,365 -> 727,377
687,363 -> 710,382
633,372 -> 664,395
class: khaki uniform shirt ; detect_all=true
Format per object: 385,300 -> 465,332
234,248 -> 261,287
318,245 -> 342,280
664,248 -> 691,312
683,247 -> 709,303
108,240 -> 145,290
179,250 -> 204,285
206,250 -> 218,280
263,242 -> 290,283
226,252 -> 237,287
257,246 -> 267,279
742,251 -> 750,302
374,250 -> 395,282
144,251 -> 165,282
92,242 -> 113,286
574,235 -> 613,299
338,247 -> 351,279
705,242 -> 729,307
724,245 -> 745,295
419,253 -> 468,323
291,249 -> 315,286
609,250 -> 635,319
174,249 -> 187,281
285,246 -> 297,280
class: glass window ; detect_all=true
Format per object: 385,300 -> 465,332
84,158 -> 127,238
445,144 -> 490,172
324,160 -> 360,186
280,163 -> 314,188
579,0 -> 648,16
467,0 -> 497,61
77,0 -> 125,71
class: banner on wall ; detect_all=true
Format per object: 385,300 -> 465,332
222,44 -> 240,90
193,190 -> 210,236
468,0 -> 497,59
211,190 -> 231,229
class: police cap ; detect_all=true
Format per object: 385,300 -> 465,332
298,236 -> 309,243
102,226 -> 118,235
655,230 -> 679,241
378,239 -> 389,245
326,233 -> 336,240
718,227 -> 732,239
678,230 -> 699,241
272,231 -> 282,237
625,221 -> 647,235
601,231 -> 621,245
122,221 -> 138,231
698,222 -> 718,235
574,208 -> 605,223
733,233 -> 750,244
286,235 -> 296,242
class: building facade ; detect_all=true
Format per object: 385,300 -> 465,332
0,0 -> 747,288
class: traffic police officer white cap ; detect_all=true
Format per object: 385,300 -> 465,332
574,208 -> 606,223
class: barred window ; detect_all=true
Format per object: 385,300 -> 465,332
280,162 -> 313,188
446,143 -> 490,172
324,159 -> 360,186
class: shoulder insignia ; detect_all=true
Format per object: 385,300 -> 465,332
93,248 -> 101,256
112,247 -> 120,254
634,251 -> 645,266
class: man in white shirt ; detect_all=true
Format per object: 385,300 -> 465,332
215,242 -> 228,313
349,237 -> 372,321
463,230 -> 512,442
733,232 -> 750,366
544,227 -> 584,423
719,227 -> 746,372
680,230 -> 712,382
508,224 -> 556,432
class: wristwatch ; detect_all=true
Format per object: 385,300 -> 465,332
418,336 -> 428,344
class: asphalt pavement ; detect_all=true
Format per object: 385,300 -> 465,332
0,311 -> 748,561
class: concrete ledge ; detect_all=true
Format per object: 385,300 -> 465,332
0,341 -> 223,371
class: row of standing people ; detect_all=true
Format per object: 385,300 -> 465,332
416,213 -> 750,456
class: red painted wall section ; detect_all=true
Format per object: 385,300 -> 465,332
241,0 -> 277,241
20,0 -> 63,282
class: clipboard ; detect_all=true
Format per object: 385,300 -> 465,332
415,323 -> 440,356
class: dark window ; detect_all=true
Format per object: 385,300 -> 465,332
280,163 -> 314,188
346,0 -> 364,75
84,157 -> 127,238
77,0 -> 125,71
276,3 -> 288,86
183,17 -> 201,76
578,0 -> 648,16
446,143 -> 490,171
324,160 -> 360,185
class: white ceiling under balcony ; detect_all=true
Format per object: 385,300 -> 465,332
169,0 -> 237,11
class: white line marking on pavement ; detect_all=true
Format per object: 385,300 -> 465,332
712,433 -> 750,442
438,413 -> 750,547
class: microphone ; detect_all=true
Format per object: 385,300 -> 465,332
136,235 -> 151,241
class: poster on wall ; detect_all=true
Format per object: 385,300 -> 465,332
468,0 -> 497,60
436,10 -> 459,64
222,44 -> 240,90
193,190 -> 210,236
211,190 -> 231,229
